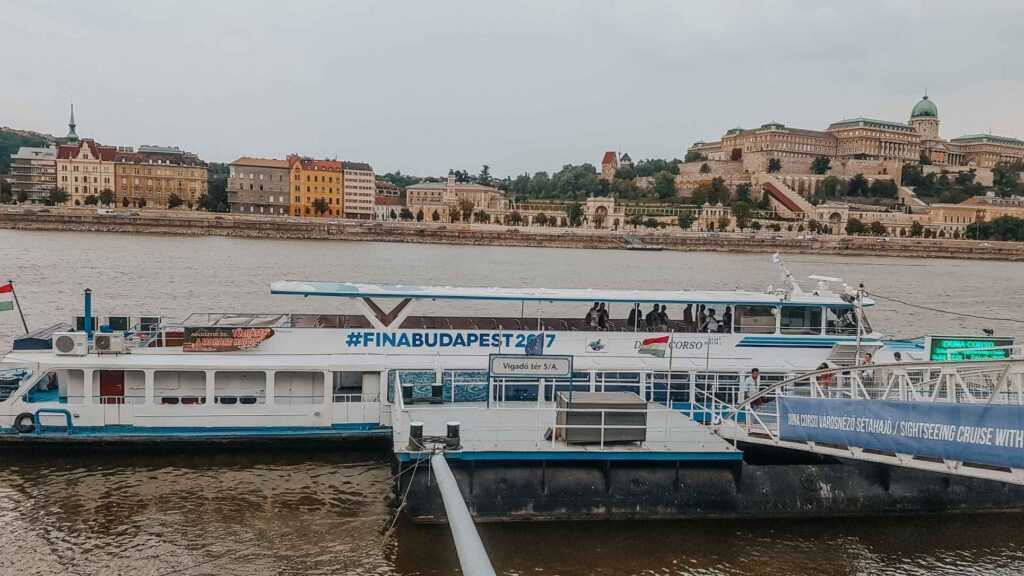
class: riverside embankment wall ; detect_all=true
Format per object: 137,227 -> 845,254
3,209 -> 1024,261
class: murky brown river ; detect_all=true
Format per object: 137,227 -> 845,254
3,229 -> 1024,575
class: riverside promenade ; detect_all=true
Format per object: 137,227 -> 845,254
3,206 -> 1024,261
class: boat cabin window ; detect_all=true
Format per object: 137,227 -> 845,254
156,371 -> 208,405
332,371 -> 379,403
825,306 -> 859,336
394,370 -> 440,404
214,371 -> 265,405
734,305 -> 778,334
780,306 -> 823,335
24,370 -> 82,404
276,371 -> 325,405
0,368 -> 32,403
443,370 -> 488,402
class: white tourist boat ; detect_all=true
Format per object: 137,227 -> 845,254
0,263 -> 905,443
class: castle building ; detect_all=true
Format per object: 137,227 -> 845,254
688,95 -> 1024,170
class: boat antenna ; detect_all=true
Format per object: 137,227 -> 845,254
771,253 -> 802,296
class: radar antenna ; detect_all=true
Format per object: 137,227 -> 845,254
771,253 -> 803,296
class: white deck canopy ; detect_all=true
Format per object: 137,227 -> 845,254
269,281 -> 871,307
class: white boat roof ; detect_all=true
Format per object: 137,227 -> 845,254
270,281 -> 871,307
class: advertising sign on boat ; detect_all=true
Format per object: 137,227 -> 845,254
489,354 -> 573,378
183,327 -> 275,352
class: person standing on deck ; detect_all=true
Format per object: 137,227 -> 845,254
597,303 -> 609,330
741,368 -> 761,405
626,304 -> 639,331
697,305 -> 707,332
682,304 -> 694,332
720,306 -> 733,333
645,304 -> 660,330
585,302 -> 599,329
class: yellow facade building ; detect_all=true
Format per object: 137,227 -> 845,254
288,155 -> 344,217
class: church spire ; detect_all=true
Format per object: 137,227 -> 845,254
66,101 -> 79,141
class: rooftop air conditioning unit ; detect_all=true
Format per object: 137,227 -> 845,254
94,332 -> 127,354
53,332 -> 88,356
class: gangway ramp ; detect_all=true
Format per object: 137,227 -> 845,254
708,357 -> 1024,486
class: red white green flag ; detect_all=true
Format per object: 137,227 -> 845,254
638,335 -> 670,357
0,282 -> 13,312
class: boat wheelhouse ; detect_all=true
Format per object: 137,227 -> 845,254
0,271 -> 886,442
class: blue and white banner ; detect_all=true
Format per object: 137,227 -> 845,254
779,397 -> 1024,470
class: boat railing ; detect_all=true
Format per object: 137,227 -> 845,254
700,358 -> 1024,441
332,393 -> 379,404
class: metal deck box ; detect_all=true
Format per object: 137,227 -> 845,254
555,391 -> 647,444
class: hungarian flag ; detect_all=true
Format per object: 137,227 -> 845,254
0,282 -> 13,312
638,335 -> 670,357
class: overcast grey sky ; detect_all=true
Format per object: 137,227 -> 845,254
2,1 -> 1022,176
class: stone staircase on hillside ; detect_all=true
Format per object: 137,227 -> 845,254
754,174 -> 816,219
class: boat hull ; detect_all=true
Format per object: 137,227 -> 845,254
397,444 -> 1024,523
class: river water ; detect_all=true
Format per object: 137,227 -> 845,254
2,229 -> 1024,575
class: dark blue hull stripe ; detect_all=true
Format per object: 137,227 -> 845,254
397,451 -> 743,462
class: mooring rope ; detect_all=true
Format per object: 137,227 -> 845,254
867,291 -> 1024,325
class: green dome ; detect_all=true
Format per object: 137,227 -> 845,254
911,95 -> 937,118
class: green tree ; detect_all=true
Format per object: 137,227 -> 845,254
767,158 -> 782,173
509,173 -> 531,198
847,174 -> 868,196
633,158 -> 680,177
48,189 -> 69,206
84,194 -> 99,205
534,212 -> 548,226
99,189 -> 115,206
868,221 -> 887,236
16,189 -> 29,203
416,209 -> 424,222
810,156 -> 831,175
566,203 -> 584,227
431,210 -> 441,221
910,221 -> 924,237
614,166 -> 636,181
684,150 -> 707,163
478,165 -> 492,186
819,175 -> 845,199
717,215 -> 731,231
204,162 -> 230,212
653,171 -> 676,200
167,193 -> 184,209
731,201 -> 753,230
919,151 -> 932,165
473,209 -> 490,223
643,218 -> 659,228
137,197 -> 147,209
845,217 -> 866,235
735,183 -> 752,201
457,198 -> 475,221
312,197 -> 329,215
676,212 -> 694,230
868,179 -> 897,198
750,220 -> 762,232
399,207 -> 414,220
121,197 -> 130,208
506,210 -> 523,225
699,163 -> 711,174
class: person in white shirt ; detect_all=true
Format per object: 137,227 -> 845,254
741,368 -> 760,404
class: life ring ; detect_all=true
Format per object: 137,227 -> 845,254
12,412 -> 35,434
